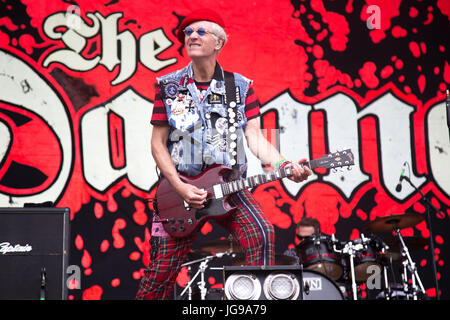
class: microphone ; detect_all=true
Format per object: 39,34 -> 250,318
395,162 -> 407,192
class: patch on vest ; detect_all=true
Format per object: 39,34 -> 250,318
162,80 -> 179,99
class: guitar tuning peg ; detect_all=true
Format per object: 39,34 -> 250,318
347,166 -> 352,171
332,168 -> 338,173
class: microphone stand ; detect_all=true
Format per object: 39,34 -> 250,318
402,176 -> 440,300
179,251 -> 231,300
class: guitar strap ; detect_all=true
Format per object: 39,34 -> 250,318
223,71 -> 240,173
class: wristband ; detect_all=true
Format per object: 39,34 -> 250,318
276,159 -> 291,169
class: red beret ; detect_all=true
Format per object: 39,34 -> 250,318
176,9 -> 225,43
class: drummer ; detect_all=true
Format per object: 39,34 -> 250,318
283,217 -> 321,262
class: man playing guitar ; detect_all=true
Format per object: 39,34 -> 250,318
136,8 -> 312,300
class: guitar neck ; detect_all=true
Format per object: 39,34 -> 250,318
220,160 -> 320,196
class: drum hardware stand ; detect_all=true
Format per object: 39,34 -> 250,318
332,234 -> 367,300
401,175 -> 440,300
380,247 -> 392,300
394,227 -> 425,300
179,251 -> 232,300
370,234 -> 394,300
346,244 -> 359,300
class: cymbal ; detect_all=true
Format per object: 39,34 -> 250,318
384,236 -> 429,251
230,254 -> 298,266
198,238 -> 243,254
363,213 -> 424,233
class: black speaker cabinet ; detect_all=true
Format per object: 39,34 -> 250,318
0,207 -> 70,300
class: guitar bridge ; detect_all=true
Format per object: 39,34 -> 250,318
153,218 -> 169,223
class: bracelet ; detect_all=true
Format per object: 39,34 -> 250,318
280,161 -> 292,169
275,158 -> 286,168
276,159 -> 291,169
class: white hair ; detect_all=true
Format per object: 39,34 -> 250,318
207,21 -> 228,49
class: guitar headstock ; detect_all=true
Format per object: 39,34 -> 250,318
314,149 -> 355,170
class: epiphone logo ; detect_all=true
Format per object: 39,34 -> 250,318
0,242 -> 33,255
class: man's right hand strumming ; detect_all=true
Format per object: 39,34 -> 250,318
174,181 -> 208,210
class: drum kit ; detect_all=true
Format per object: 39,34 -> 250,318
296,212 -> 429,300
177,212 -> 428,300
298,212 -> 428,300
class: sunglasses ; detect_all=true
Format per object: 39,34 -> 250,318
296,235 -> 308,241
183,26 -> 214,37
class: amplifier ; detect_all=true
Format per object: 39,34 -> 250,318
223,265 -> 346,300
0,207 -> 70,300
223,265 -> 304,300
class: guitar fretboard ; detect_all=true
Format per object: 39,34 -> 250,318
220,160 -> 320,196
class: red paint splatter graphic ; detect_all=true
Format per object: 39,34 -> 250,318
100,240 -> 109,253
359,61 -> 379,89
82,285 -> 103,300
132,200 -> 148,226
290,0 -> 449,102
111,278 -> 120,288
112,219 -> 126,249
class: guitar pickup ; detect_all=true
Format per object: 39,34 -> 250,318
213,184 -> 223,199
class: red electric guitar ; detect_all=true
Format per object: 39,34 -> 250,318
155,149 -> 354,238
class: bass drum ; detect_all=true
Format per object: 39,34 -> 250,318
302,270 -> 344,300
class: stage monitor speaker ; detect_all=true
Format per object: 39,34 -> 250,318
223,265 -> 304,300
0,207 -> 70,300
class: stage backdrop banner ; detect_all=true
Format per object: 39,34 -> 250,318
0,0 -> 449,300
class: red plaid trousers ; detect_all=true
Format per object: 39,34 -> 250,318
135,189 -> 275,300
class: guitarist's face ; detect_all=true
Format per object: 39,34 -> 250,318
185,21 -> 223,59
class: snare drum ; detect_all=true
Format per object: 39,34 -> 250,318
296,234 -> 343,281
